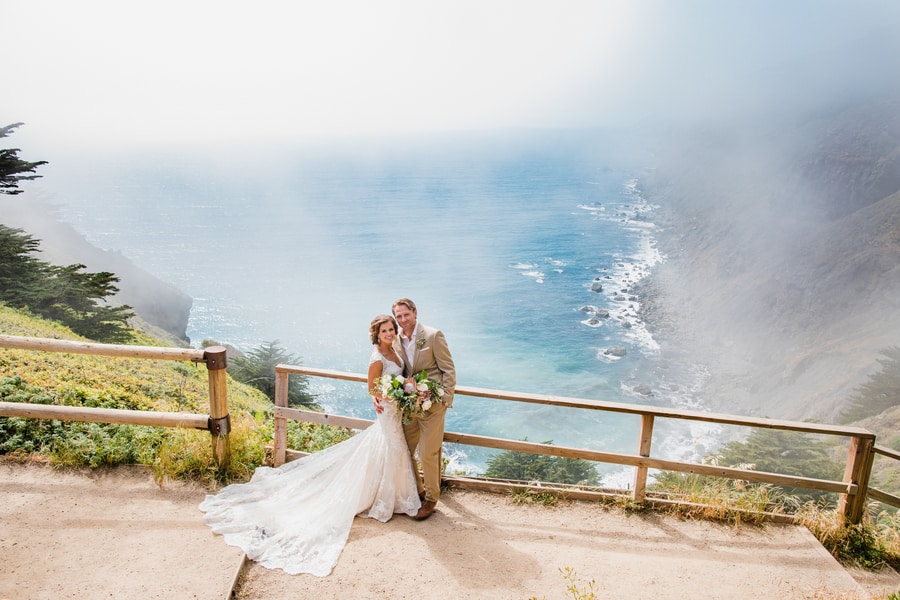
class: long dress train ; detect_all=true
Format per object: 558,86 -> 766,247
198,349 -> 420,576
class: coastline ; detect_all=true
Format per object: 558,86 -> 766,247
629,175 -> 749,419
0,195 -> 193,344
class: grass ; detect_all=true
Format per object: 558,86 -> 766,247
648,470 -> 797,525
3,303 -> 900,573
511,488 -> 564,506
0,303 -> 350,487
647,470 -> 900,572
529,567 -> 599,600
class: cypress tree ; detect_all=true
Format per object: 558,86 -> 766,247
0,123 -> 47,195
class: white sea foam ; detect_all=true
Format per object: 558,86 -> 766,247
579,179 -> 665,355
44,142 -> 708,478
595,349 -> 624,363
577,203 -> 606,213
599,467 -> 636,490
443,445 -> 482,477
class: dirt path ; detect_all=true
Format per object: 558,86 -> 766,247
1,460 -> 897,600
235,488 -> 887,600
0,460 -> 243,600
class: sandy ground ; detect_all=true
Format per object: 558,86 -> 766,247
0,460 -> 244,600
1,460 -> 898,600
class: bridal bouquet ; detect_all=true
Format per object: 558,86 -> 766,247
372,370 -> 444,423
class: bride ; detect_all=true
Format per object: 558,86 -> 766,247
199,314 -> 421,576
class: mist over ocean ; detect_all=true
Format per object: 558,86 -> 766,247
44,131 -> 719,484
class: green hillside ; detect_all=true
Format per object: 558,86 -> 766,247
643,94 -> 900,424
0,303 -> 347,485
0,304 -> 270,413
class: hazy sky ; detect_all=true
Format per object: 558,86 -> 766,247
3,0 -> 899,150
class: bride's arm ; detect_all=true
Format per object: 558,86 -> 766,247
368,360 -> 385,414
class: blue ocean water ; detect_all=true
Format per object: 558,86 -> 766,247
41,132 -> 716,484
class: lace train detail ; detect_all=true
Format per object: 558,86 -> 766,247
199,370 -> 419,576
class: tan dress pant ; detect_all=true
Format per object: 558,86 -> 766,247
403,402 -> 447,502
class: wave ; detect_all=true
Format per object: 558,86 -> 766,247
40,143 -> 717,479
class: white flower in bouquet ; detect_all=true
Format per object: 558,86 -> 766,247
372,371 -> 444,423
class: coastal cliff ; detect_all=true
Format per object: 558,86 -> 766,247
642,94 -> 900,422
0,196 -> 192,344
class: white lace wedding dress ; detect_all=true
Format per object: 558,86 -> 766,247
199,349 -> 420,576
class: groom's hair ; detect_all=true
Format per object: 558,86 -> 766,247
392,298 -> 417,314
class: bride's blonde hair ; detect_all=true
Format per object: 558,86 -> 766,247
369,314 -> 398,344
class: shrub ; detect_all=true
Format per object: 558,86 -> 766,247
485,442 -> 599,486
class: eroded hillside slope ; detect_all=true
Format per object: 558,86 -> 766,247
644,95 -> 900,422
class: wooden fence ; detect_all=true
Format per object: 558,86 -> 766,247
2,334 -> 899,524
0,335 -> 230,469
272,365 -> 900,525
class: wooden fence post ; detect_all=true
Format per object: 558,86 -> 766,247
632,414 -> 654,503
203,346 -> 229,471
273,368 -> 289,467
838,435 -> 875,524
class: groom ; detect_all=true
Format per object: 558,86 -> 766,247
391,297 -> 456,521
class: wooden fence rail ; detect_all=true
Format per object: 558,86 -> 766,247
870,444 -> 900,508
272,365 -> 897,525
2,334 -> 897,524
0,335 -> 230,469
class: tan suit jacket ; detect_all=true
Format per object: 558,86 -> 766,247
395,322 -> 456,407
394,320 -> 455,502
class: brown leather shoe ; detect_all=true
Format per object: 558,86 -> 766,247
418,491 -> 426,502
413,500 -> 437,521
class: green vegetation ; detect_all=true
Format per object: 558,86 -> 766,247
649,472 -> 792,524
0,223 -> 135,342
4,302 -> 900,570
646,428 -> 900,568
0,122 -> 47,195
713,428 -> 844,503
226,339 -> 319,409
646,469 -> 900,570
840,346 -> 900,424
484,442 -> 600,487
0,130 -> 348,487
0,303 -> 349,486
530,568 -> 598,600
6,122 -> 900,586
482,444 -> 600,507
799,507 -> 890,571
558,567 -> 598,600
1,126 -> 132,342
510,488 -> 565,507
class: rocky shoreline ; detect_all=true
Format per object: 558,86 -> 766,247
631,94 -> 900,423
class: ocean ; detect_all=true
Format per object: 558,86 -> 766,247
38,130 -> 718,484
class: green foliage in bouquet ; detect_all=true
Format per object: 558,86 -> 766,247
372,370 -> 444,423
